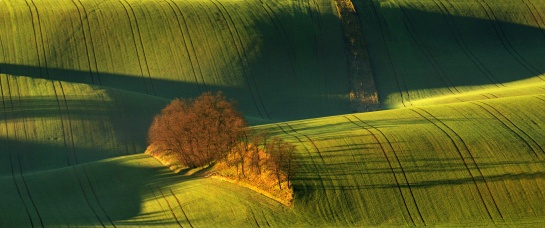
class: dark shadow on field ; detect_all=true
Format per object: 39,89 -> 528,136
0,92 -> 167,175
0,0 -> 353,122
355,0 -> 545,105
0,152 -> 198,226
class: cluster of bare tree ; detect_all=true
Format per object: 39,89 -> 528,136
148,92 -> 297,189
148,92 -> 246,168
227,131 -> 297,189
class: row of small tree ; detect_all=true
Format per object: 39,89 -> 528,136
148,92 -> 296,188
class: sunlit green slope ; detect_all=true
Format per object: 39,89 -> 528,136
0,74 -> 168,175
3,94 -> 544,226
257,93 -> 545,226
356,0 -> 545,108
0,0 -> 350,121
0,154 -> 297,227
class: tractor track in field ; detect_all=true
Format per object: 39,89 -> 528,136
344,115 -> 422,226
352,115 -> 426,225
209,0 -> 270,120
119,0 -> 156,96
81,165 -> 116,227
258,0 -> 298,80
411,108 -> 501,222
8,151 -> 35,227
306,0 -> 327,108
476,0 -> 543,80
1,78 -> 35,227
148,186 -> 173,223
163,0 -> 204,93
261,210 -> 271,227
432,0 -> 501,86
158,188 -> 183,227
50,81 -> 72,166
417,107 -> 504,220
72,166 -> 107,227
275,124 -> 338,224
58,81 -> 80,165
249,208 -> 261,227
471,101 -> 544,157
367,0 -> 411,107
522,0 -> 545,42
71,0 -> 101,85
397,5 -> 459,95
170,189 -> 194,228
25,0 -> 49,80
11,80 -> 45,226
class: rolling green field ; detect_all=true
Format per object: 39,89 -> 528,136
2,0 -> 545,226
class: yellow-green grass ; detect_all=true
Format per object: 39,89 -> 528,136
254,93 -> 545,226
356,0 -> 545,108
0,154 -> 297,227
0,74 -> 168,175
3,93 -> 544,226
0,0 -> 351,121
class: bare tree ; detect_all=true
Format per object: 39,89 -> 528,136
148,92 -> 246,168
266,136 -> 296,189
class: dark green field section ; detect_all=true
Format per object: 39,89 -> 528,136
2,0 -> 545,226
0,0 -> 351,121
0,75 -> 168,174
356,0 -> 545,108
3,94 -> 545,226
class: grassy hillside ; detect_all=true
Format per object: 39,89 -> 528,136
258,94 -> 545,226
2,0 -> 545,226
0,0 -> 351,121
0,74 -> 168,174
356,0 -> 545,108
3,94 -> 544,226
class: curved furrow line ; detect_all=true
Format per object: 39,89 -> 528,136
249,208 -> 261,227
534,95 -> 545,103
1,76 -> 34,226
284,123 -> 324,163
11,80 -> 45,226
433,0 -> 502,86
476,0 -> 544,80
147,186 -> 172,223
397,5 -> 459,94
81,165 -> 116,227
51,81 -> 72,166
158,188 -> 183,227
58,82 -> 79,165
208,0 -> 270,119
118,0 -> 153,95
410,108 -> 495,222
8,153 -> 35,227
170,189 -> 194,228
163,0 -> 203,93
73,0 -> 102,85
69,0 -> 95,85
275,124 -> 337,224
72,166 -> 106,227
416,107 -> 504,220
472,101 -> 544,157
521,0 -> 545,40
23,0 -> 48,80
260,210 -> 271,227
367,1 -> 410,107
345,115 -> 421,225
258,0 -> 298,79
352,115 -> 426,225
305,0 -> 326,106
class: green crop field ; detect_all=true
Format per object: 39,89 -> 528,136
1,0 -> 545,226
